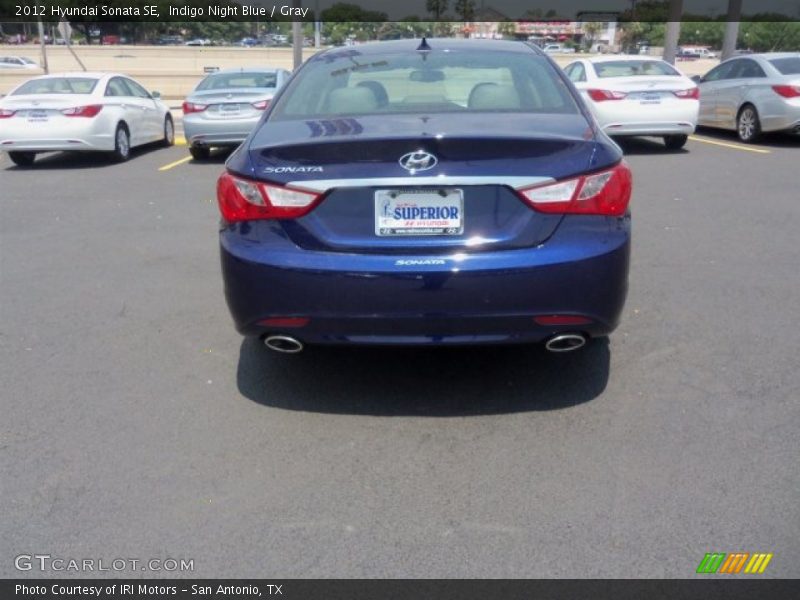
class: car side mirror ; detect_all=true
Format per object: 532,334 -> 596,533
151,90 -> 161,99
690,75 -> 702,84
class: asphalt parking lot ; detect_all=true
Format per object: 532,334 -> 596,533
1,129 -> 799,578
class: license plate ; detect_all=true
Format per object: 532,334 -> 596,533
219,103 -> 241,114
638,93 -> 661,104
375,189 -> 463,236
27,110 -> 48,121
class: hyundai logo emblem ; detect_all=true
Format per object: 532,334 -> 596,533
399,151 -> 438,173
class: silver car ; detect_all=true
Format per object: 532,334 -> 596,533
694,52 -> 800,142
0,56 -> 39,69
182,67 -> 291,159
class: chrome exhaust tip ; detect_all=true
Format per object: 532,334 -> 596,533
264,335 -> 304,354
545,333 -> 587,353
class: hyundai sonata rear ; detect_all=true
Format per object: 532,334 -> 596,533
564,56 -> 699,149
217,39 -> 632,352
183,68 -> 289,160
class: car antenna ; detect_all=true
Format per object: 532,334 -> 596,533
416,37 -> 431,52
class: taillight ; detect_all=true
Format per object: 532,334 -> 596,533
673,87 -> 700,99
517,162 -> 633,216
182,101 -> 207,114
252,99 -> 271,110
61,105 -> 103,118
587,89 -> 627,102
216,172 -> 322,223
0,108 -> 15,119
772,85 -> 800,99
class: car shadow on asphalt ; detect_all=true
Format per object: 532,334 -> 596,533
2,142 -> 169,170
236,336 -> 610,416
694,126 -> 800,149
615,137 -> 689,156
187,148 -> 234,165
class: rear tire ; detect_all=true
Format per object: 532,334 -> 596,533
8,151 -> 36,167
190,145 -> 210,160
663,134 -> 688,150
737,105 -> 761,143
162,115 -> 175,147
111,124 -> 131,162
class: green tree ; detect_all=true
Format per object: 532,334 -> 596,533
454,0 -> 476,21
433,22 -> 456,37
320,3 -> 387,23
426,0 -> 449,20
618,21 -> 666,52
497,21 -> 517,38
581,22 -> 603,50
679,22 -> 725,48
619,1 -> 669,22
739,21 -> 800,52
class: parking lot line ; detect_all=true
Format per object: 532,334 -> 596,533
688,135 -> 771,154
175,135 -> 187,146
158,155 -> 192,171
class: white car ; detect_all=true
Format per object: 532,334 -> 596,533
679,47 -> 718,59
0,56 -> 39,69
543,44 -> 575,54
0,72 -> 174,166
563,56 -> 699,149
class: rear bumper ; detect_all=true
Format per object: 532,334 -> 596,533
594,101 -> 698,137
220,215 -> 631,346
184,115 -> 259,147
0,134 -> 113,152
604,122 -> 695,136
760,104 -> 800,133
0,118 -> 114,152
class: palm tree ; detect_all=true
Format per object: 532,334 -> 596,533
454,0 -> 476,21
426,0 -> 449,20
582,22 -> 603,51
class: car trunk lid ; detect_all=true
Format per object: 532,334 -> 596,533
188,88 -> 274,120
242,113 -> 615,253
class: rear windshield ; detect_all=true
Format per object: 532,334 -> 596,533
196,72 -> 277,90
769,57 -> 800,75
12,77 -> 98,95
270,48 -> 580,119
593,60 -> 680,78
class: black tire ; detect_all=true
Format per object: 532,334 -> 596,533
162,115 -> 175,147
111,124 -> 131,162
664,134 -> 688,150
737,104 -> 761,143
8,151 -> 36,167
189,145 -> 210,160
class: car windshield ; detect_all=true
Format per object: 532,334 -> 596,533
270,49 -> 579,119
769,57 -> 800,75
197,72 -> 277,90
20,57 -> 36,64
12,77 -> 98,95
594,60 -> 679,78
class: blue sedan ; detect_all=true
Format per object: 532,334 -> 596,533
216,39 -> 632,353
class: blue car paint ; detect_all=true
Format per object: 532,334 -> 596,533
219,39 -> 630,347
221,215 -> 629,344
